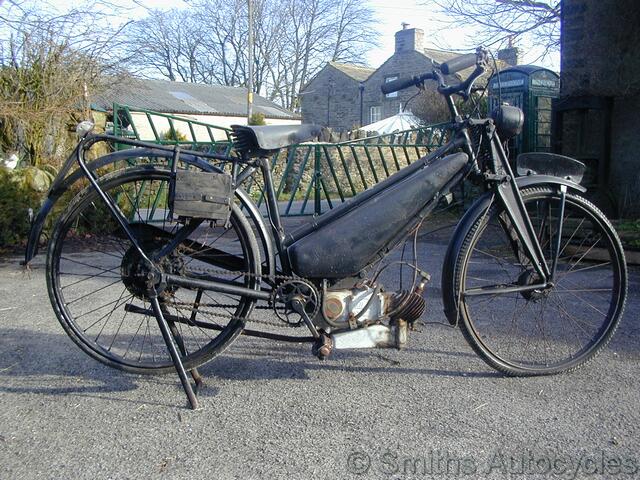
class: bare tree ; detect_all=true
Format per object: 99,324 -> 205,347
127,1 -> 251,86
265,0 -> 377,108
410,85 -> 451,125
0,1 -> 133,166
329,0 -> 378,62
195,0 -> 250,86
424,0 -> 561,58
123,0 -> 378,109
125,9 -> 205,82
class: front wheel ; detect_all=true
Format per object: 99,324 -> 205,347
451,186 -> 627,376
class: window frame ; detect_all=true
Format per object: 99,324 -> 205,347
369,105 -> 382,124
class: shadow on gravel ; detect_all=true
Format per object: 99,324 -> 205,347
199,356 -> 500,387
195,340 -> 501,386
0,327 -> 182,407
0,325 -> 499,406
2,311 -> 638,405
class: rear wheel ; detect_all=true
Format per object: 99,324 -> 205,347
453,187 -> 627,375
46,166 -> 260,374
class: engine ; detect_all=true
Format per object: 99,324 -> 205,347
320,283 -> 426,330
322,286 -> 385,328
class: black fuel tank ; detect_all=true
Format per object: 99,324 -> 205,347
285,152 -> 468,278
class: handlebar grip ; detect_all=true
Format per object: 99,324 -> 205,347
440,53 -> 478,75
381,76 -> 419,95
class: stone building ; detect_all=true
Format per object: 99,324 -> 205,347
301,25 -> 518,131
555,0 -> 640,216
299,63 -> 374,132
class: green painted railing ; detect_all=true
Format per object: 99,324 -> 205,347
110,104 -> 452,217
111,103 -> 234,155
243,124 -> 451,216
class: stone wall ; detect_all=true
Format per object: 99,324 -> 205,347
361,50 -> 433,125
300,66 -> 362,131
301,50 -> 434,130
560,0 -> 640,216
561,0 -> 640,98
301,26 -> 436,131
608,96 -> 640,215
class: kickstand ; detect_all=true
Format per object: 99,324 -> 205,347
150,297 -> 200,409
166,315 -> 203,394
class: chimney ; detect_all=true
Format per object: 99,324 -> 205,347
497,46 -> 520,66
395,24 -> 425,53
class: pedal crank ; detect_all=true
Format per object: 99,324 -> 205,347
290,295 -> 320,339
312,333 -> 333,360
289,294 -> 337,360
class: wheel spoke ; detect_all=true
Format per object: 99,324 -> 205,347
456,189 -> 625,373
48,168 -> 257,372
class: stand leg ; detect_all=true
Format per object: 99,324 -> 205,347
166,314 -> 203,394
186,289 -> 204,392
150,297 -> 199,409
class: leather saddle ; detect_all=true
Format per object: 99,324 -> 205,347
231,124 -> 322,157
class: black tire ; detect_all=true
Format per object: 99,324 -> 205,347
46,166 -> 261,374
452,187 -> 627,376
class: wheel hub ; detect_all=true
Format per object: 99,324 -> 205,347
120,240 -> 184,300
517,269 -> 552,301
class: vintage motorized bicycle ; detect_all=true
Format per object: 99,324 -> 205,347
25,49 -> 627,409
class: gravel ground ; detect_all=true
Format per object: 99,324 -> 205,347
0,221 -> 639,480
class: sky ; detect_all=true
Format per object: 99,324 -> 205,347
365,0 -> 559,70
41,0 -> 560,71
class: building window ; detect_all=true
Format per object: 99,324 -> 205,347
385,75 -> 398,98
369,105 -> 382,124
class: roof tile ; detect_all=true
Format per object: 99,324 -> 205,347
329,62 -> 375,82
93,78 -> 300,119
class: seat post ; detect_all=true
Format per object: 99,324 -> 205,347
259,156 -> 286,249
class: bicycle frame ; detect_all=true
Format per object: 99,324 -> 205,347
256,134 -> 470,276
34,46 -> 617,410
60,118 -> 586,307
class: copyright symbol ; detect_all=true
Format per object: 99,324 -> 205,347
347,451 -> 371,475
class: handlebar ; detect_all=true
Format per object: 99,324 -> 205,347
379,48 -> 488,99
381,73 -> 435,95
440,53 -> 479,75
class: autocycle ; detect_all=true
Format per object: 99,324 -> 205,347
25,48 -> 627,409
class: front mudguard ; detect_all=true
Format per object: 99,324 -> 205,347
22,149 -> 276,279
440,174 -> 586,325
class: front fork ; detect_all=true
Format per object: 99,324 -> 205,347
490,136 -> 567,286
496,178 -> 551,282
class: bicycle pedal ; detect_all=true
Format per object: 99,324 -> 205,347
312,333 -> 333,360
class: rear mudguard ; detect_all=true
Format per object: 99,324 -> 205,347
440,174 -> 586,325
23,149 -> 276,278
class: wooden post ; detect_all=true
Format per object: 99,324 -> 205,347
247,0 -> 254,122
